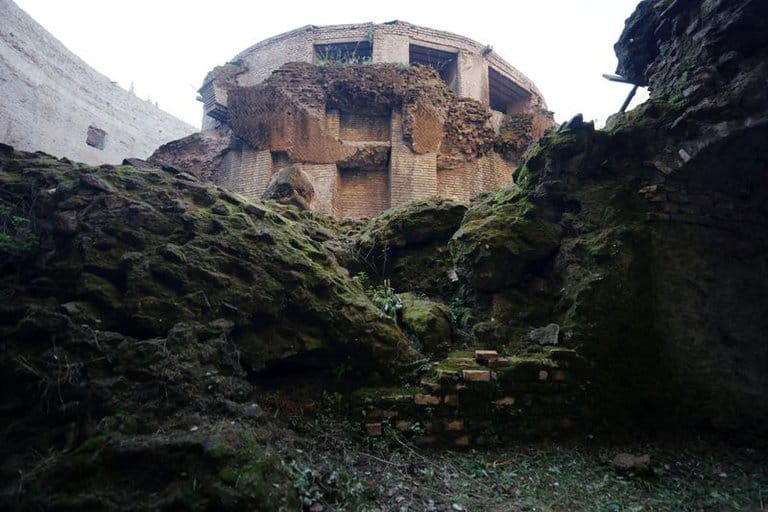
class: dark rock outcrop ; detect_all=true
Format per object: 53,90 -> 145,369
261,166 -> 315,210
0,149 -> 419,508
445,0 -> 768,430
348,197 -> 468,296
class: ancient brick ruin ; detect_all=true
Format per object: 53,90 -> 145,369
356,348 -> 586,446
153,21 -> 553,219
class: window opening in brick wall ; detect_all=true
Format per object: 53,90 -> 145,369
409,44 -> 458,93
86,125 -> 107,150
272,151 -> 291,170
488,67 -> 531,114
315,41 -> 372,65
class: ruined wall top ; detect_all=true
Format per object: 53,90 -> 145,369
199,20 -> 548,129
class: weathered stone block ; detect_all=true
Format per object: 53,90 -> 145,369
474,349 -> 499,362
443,394 -> 459,406
395,420 -> 411,432
420,378 -> 440,391
454,435 -> 470,447
367,409 -> 399,420
489,358 -> 511,368
493,396 -> 516,407
414,394 -> 441,405
462,369 -> 491,382
437,369 -> 460,381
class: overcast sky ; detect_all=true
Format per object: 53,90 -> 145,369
14,0 -> 645,129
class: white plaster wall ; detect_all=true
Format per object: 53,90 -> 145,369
0,0 -> 196,165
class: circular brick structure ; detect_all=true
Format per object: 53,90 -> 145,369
200,20 -> 548,129
180,21 -> 554,219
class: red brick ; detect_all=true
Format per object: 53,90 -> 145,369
444,420 -> 465,431
462,369 -> 491,382
414,394 -> 441,405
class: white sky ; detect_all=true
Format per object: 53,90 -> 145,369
13,0 -> 645,129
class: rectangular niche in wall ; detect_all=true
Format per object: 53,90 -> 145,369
314,41 -> 372,64
488,66 -> 531,114
338,168 -> 390,219
409,44 -> 458,93
86,125 -> 107,150
339,112 -> 391,142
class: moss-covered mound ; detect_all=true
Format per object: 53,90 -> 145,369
0,146 -> 420,508
349,196 -> 467,297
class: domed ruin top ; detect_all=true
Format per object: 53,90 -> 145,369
169,20 -> 555,219
199,20 -> 548,129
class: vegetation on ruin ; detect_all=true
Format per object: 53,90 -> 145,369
3,0 -> 768,509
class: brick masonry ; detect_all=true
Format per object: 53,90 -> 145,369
197,21 -> 550,219
340,113 -> 390,142
219,106 -> 514,218
438,153 -> 514,203
356,349 -> 587,446
339,169 -> 389,219
0,0 -> 195,165
201,20 -> 548,130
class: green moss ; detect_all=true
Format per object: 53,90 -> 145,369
78,272 -> 122,312
399,293 -> 452,357
451,191 -> 561,292
350,196 -> 467,297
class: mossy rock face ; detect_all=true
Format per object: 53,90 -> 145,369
11,424 -> 299,511
0,149 -> 424,508
450,189 -> 562,292
399,293 -> 452,358
444,86 -> 768,432
350,196 -> 467,297
0,150 -> 419,380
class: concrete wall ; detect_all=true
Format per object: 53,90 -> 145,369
0,0 -> 195,165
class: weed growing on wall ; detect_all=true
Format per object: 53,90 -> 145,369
0,203 -> 38,258
353,273 -> 402,321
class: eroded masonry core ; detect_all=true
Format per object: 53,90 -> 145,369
153,21 -> 553,219
409,44 -> 458,93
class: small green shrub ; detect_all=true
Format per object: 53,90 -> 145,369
0,203 -> 38,257
353,273 -> 403,321
448,285 -> 474,329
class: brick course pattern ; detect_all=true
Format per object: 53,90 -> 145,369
355,349 -> 587,446
201,21 -> 547,130
188,21 -> 554,219
339,169 -> 390,219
